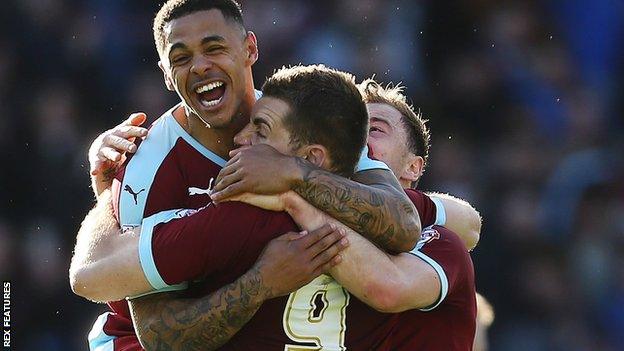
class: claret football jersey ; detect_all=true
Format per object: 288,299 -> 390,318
88,102 -> 230,351
86,91 -> 399,351
389,225 -> 477,351
135,189 -> 442,350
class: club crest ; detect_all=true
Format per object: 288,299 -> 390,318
419,228 -> 440,245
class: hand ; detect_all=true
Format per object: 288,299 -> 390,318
89,113 -> 148,177
210,144 -> 302,202
218,192 -> 286,211
89,113 -> 148,196
254,224 -> 349,298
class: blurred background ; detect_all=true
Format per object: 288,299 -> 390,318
2,0 -> 623,350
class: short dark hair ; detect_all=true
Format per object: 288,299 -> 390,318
153,0 -> 244,56
262,65 -> 369,177
359,78 -> 430,170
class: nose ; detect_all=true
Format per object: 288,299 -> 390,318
190,55 -> 213,76
234,123 -> 253,147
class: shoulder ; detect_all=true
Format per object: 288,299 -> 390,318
404,188 -> 424,203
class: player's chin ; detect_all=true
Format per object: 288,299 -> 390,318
196,106 -> 236,128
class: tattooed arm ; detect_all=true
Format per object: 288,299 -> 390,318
130,266 -> 269,351
130,225 -> 347,350
292,162 -> 420,252
211,145 -> 420,253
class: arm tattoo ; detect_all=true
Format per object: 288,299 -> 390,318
292,159 -> 420,252
130,266 -> 272,351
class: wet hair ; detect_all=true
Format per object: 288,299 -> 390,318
153,0 -> 244,56
262,64 -> 369,177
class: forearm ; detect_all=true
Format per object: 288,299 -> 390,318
285,194 -> 406,311
292,161 -> 420,252
70,190 -> 117,266
130,266 -> 271,351
69,190 -> 147,301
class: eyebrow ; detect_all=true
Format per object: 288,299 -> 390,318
201,35 -> 226,45
168,35 -> 226,55
370,116 -> 393,130
252,116 -> 271,129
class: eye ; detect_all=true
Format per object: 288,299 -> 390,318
370,126 -> 384,133
171,55 -> 190,65
206,46 -> 225,54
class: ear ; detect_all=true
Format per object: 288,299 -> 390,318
244,31 -> 259,66
158,60 -> 175,92
401,154 -> 424,185
300,144 -> 329,169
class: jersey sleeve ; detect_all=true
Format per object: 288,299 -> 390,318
409,226 -> 470,311
138,202 -> 296,290
404,189 -> 438,228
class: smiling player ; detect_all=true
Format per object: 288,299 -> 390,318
71,1 -> 426,350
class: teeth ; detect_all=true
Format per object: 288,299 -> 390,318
196,81 -> 224,94
201,96 -> 223,107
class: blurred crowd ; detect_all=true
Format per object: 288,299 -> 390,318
2,0 -> 623,350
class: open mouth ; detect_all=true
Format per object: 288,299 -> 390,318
195,80 -> 227,108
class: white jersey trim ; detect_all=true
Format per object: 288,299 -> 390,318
167,111 -> 227,167
138,209 -> 197,291
355,145 -> 390,172
87,312 -> 115,351
409,243 -> 449,312
431,197 -> 447,226
254,88 -> 263,100
119,105 -> 180,226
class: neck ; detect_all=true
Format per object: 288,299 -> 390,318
172,106 -> 248,160
399,178 -> 412,189
173,82 -> 256,160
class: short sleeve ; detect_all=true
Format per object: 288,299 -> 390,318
138,202 -> 299,292
409,226 -> 470,311
404,189 -> 437,228
139,203 -> 261,289
138,208 -> 201,291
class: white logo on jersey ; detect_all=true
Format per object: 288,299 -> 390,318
188,178 -> 215,196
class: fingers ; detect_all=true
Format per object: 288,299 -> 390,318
117,125 -> 148,140
104,134 -> 137,154
311,233 -> 348,264
99,146 -> 122,163
228,146 -> 249,158
299,224 -> 336,248
211,181 -> 246,202
280,230 -> 307,241
308,227 -> 347,259
125,112 -> 147,126
213,162 -> 241,192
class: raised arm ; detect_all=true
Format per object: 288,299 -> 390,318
130,225 -> 348,351
211,144 -> 421,252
